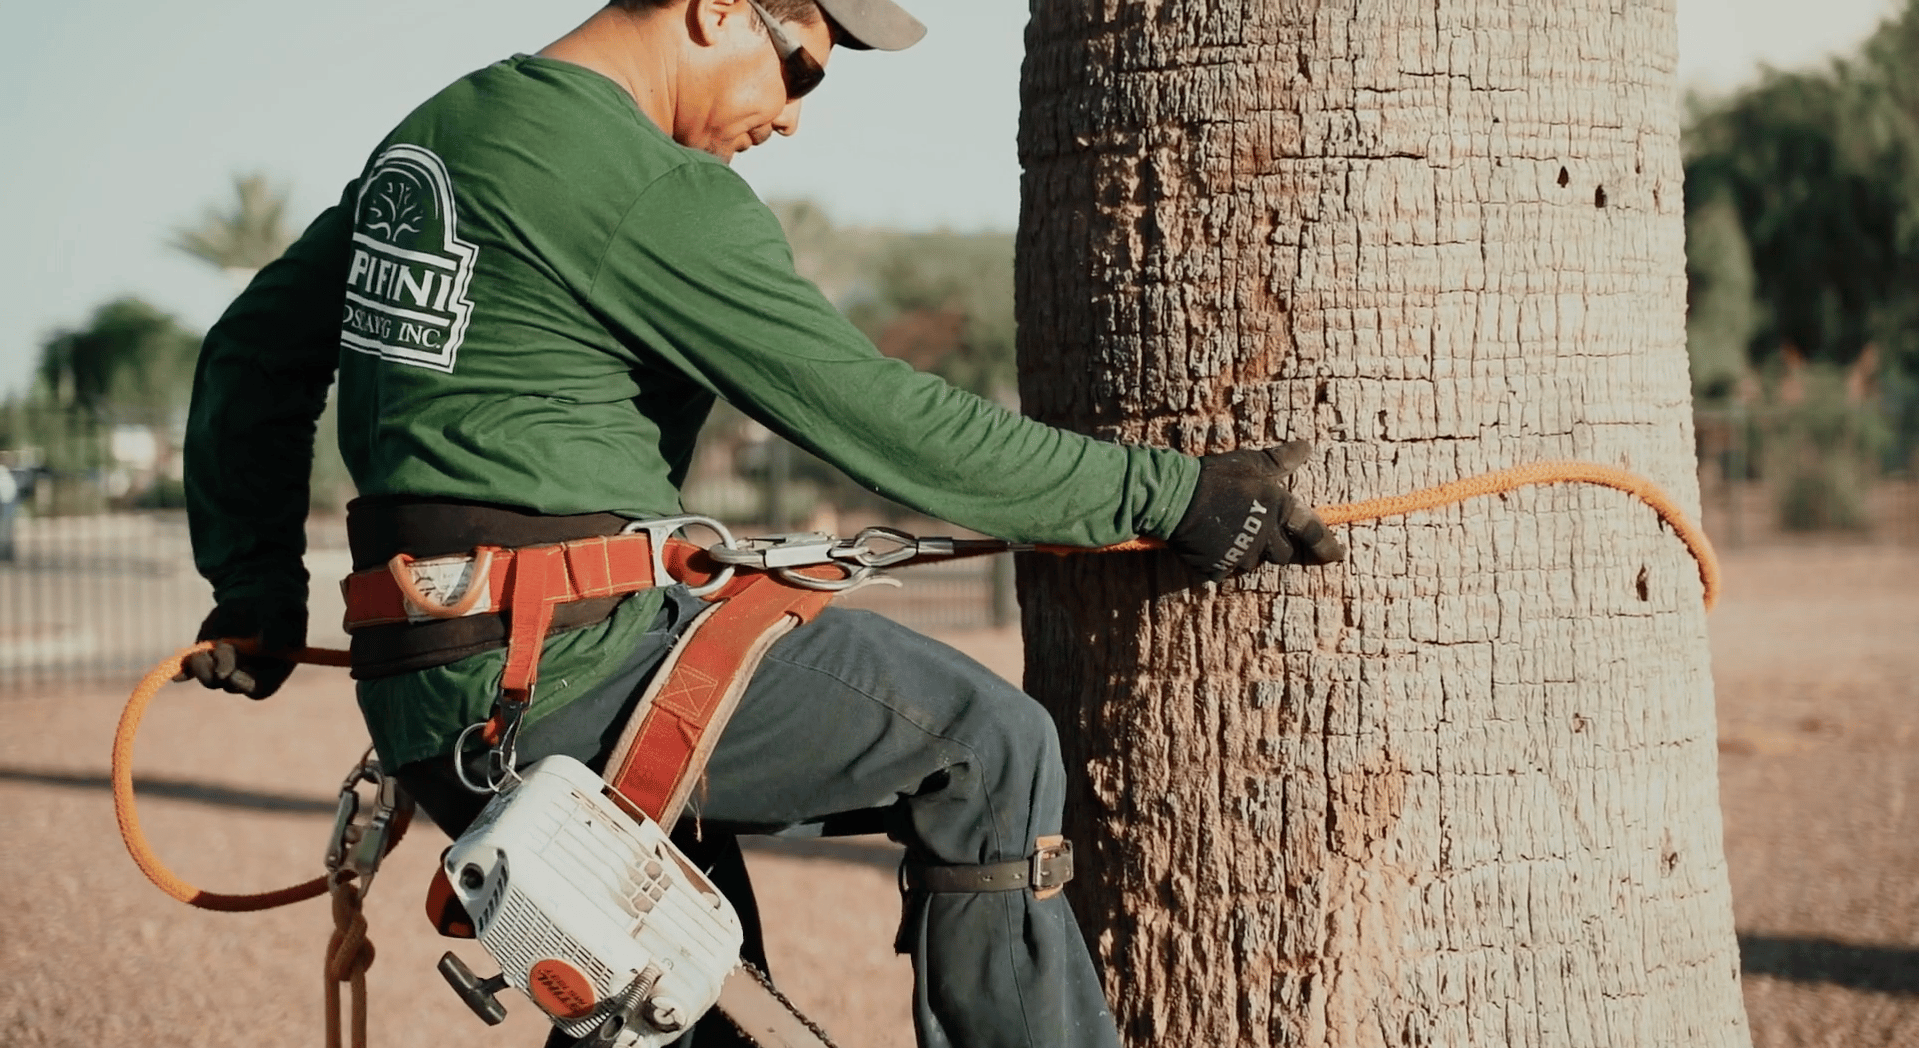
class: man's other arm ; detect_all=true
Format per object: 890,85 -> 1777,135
185,183 -> 356,625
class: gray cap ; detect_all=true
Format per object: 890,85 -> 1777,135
816,0 -> 926,51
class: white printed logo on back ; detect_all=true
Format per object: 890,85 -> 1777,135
340,144 -> 480,373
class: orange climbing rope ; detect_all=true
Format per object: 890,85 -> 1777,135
1035,459 -> 1722,610
111,643 -> 357,910
112,643 -> 381,1048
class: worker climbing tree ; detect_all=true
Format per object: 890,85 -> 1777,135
114,2 -> 1749,1048
1016,1 -> 1749,1046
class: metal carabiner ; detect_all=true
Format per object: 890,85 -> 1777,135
325,749 -> 414,895
709,532 -> 837,569
453,689 -> 531,796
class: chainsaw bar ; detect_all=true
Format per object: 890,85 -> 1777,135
716,963 -> 840,1048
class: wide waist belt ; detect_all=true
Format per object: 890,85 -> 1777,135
343,498 -> 648,679
342,532 -> 700,631
341,529 -> 727,681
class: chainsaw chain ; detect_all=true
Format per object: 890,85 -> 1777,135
725,962 -> 843,1048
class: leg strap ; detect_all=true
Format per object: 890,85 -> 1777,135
904,836 -> 1074,901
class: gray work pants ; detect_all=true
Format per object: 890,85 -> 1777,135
397,588 -> 1122,1048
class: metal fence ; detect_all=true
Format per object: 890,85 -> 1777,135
0,511 -> 1013,691
0,512 -> 212,690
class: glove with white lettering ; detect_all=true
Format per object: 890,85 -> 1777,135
175,597 -> 306,700
1167,442 -> 1346,581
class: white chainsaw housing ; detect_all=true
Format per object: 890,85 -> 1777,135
444,755 -> 743,1046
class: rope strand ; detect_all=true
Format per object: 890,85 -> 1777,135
1034,459 -> 1720,610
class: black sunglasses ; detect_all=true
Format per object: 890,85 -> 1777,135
746,0 -> 826,100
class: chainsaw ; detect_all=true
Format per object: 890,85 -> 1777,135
435,755 -> 836,1048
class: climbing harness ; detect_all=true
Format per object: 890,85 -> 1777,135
113,459 -> 1721,1047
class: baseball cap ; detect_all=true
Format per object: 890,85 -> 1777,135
815,0 -> 926,51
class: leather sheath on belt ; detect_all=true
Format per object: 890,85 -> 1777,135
344,496 -> 635,679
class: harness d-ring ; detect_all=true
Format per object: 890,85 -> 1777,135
452,720 -> 521,795
621,515 -> 739,597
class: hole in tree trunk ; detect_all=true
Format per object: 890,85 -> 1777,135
1557,166 -> 1570,187
1595,185 -> 1608,208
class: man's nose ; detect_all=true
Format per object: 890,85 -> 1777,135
774,99 -> 803,136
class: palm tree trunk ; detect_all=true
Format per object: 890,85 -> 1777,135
1015,2 -> 1750,1045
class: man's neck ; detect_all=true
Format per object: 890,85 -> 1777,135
539,6 -> 680,134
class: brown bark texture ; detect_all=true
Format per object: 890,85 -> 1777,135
1014,2 -> 1749,1047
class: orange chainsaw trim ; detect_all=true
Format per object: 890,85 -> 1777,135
113,459 -> 1720,914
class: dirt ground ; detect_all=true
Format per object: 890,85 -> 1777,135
0,546 -> 1913,1048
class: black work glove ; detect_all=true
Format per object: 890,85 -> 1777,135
1167,441 -> 1347,581
176,598 -> 306,700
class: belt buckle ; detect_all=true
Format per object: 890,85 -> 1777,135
1031,837 -> 1074,897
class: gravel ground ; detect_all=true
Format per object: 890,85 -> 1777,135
1712,545 -> 1919,1048
0,550 -> 1911,1048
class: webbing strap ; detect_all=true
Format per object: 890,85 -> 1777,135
903,836 -> 1075,900
603,567 -> 849,823
499,545 -> 564,703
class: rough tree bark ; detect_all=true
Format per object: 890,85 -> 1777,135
1014,2 -> 1750,1046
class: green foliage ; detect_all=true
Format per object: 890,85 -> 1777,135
770,199 -> 1017,400
1685,67 -> 1901,373
1685,192 -> 1761,402
1759,362 -> 1891,530
848,231 -> 1016,400
35,298 -> 200,427
171,173 -> 296,275
1684,0 -> 1919,477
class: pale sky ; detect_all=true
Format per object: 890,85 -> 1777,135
0,0 -> 1902,394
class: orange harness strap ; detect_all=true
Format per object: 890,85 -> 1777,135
603,565 -> 847,823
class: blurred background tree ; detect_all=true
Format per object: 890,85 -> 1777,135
1685,0 -> 1919,529
170,172 -> 297,283
1,174 -> 308,514
0,298 -> 201,512
35,298 -> 199,427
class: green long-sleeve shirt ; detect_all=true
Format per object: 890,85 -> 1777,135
187,55 -> 1198,767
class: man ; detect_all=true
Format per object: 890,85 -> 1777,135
182,2 -> 1344,1046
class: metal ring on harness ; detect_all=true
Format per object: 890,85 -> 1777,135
620,515 -> 738,598
453,720 -> 522,795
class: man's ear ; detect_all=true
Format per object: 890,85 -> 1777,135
685,0 -> 749,48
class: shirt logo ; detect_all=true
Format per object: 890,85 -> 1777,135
340,144 -> 479,373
